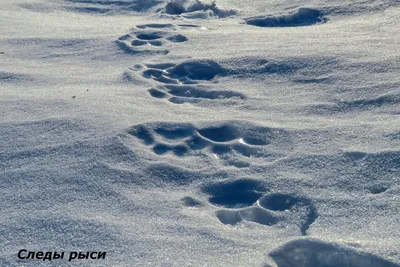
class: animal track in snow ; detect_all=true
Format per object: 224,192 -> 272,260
202,178 -> 278,226
123,121 -> 292,168
148,84 -> 245,104
116,23 -> 189,55
258,193 -> 298,211
127,57 -> 313,105
202,179 -> 317,235
130,60 -> 246,104
203,178 -> 266,208
159,0 -> 236,19
246,8 -> 327,28
128,57 -> 312,86
216,207 -> 278,226
369,186 -> 388,195
131,60 -> 225,84
268,239 -> 400,267
258,193 -> 318,235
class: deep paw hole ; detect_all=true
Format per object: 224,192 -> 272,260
117,34 -> 131,41
169,60 -> 224,81
198,125 -> 239,142
369,186 -> 388,194
137,24 -> 174,29
168,97 -> 199,104
153,144 -> 171,155
149,40 -> 163,46
136,33 -> 163,40
204,179 -> 265,208
148,88 -> 167,98
216,207 -> 278,226
185,135 -> 208,150
131,40 -> 147,46
128,125 -> 154,145
143,69 -> 164,78
258,193 -> 299,211
154,125 -> 193,139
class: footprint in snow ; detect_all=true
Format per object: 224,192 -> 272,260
122,121 -> 293,169
201,178 -> 318,235
116,23 -> 205,55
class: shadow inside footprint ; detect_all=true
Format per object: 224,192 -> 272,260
369,186 -> 388,194
127,125 -> 154,145
168,60 -> 225,81
258,193 -> 299,211
153,143 -> 189,156
136,32 -> 164,40
116,24 -> 188,55
124,121 -> 292,169
203,178 -> 266,208
198,125 -> 239,142
216,207 -> 278,226
136,24 -> 175,29
154,124 -> 194,139
269,239 -> 400,267
259,193 -> 318,235
148,85 -> 246,104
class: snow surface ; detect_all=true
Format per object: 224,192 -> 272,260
1,0 -> 400,266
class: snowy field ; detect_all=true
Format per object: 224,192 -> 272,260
1,0 -> 399,266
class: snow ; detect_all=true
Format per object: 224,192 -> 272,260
1,0 -> 399,266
